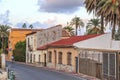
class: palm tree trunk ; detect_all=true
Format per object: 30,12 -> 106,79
76,24 -> 78,35
112,14 -> 116,39
2,37 -> 4,53
101,14 -> 104,34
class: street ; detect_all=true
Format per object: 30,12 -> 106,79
6,62 -> 86,80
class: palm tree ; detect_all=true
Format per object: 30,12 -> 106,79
97,0 -> 120,39
63,23 -> 75,36
84,0 -> 104,34
84,0 -> 98,13
70,16 -> 84,35
86,18 -> 101,34
115,21 -> 120,40
29,24 -> 33,29
0,25 -> 10,53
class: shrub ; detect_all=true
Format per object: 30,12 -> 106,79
13,41 -> 26,62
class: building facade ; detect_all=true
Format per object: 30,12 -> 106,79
26,25 -> 71,65
74,33 -> 120,80
36,25 -> 63,47
26,32 -> 38,63
37,34 -> 100,72
8,28 -> 41,60
47,47 -> 78,72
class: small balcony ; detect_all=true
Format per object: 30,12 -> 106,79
28,45 -> 33,51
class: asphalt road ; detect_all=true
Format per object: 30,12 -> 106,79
6,62 -> 86,80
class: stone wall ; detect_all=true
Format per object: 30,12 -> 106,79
56,64 -> 75,72
47,62 -> 75,72
47,62 -> 54,68
37,25 -> 62,47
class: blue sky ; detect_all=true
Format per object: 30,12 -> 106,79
0,0 -> 93,29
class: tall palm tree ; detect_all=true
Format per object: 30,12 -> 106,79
84,0 -> 98,13
86,18 -> 101,34
0,25 -> 10,53
97,0 -> 120,39
70,16 -> 84,35
84,0 -> 104,34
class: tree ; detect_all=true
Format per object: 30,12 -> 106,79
86,18 -> 101,34
70,16 -> 84,35
63,23 -> 75,36
0,25 -> 10,53
29,24 -> 33,29
84,0 -> 104,34
115,21 -> 120,40
96,0 -> 120,39
13,41 -> 26,62
22,23 -> 27,28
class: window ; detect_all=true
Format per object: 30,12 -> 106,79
28,38 -> 30,46
58,52 -> 62,64
34,54 -> 35,62
48,51 -> 52,62
34,38 -> 36,47
27,53 -> 29,62
30,54 -> 32,63
67,52 -> 72,65
39,55 -> 41,62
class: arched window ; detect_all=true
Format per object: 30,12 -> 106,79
30,54 -> 32,63
67,52 -> 72,65
39,55 -> 41,62
48,51 -> 52,62
34,54 -> 35,62
27,38 -> 30,48
58,52 -> 62,64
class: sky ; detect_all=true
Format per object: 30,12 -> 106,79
0,0 -> 94,29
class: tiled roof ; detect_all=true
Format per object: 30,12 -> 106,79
48,34 -> 102,47
62,30 -> 71,37
11,28 -> 43,31
37,44 -> 48,50
26,32 -> 37,36
37,34 -> 102,50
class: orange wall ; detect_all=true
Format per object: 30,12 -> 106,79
8,29 -> 33,60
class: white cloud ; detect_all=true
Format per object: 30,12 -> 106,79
0,10 -> 12,25
0,0 -> 93,30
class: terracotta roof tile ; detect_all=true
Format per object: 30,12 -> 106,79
49,34 -> 102,47
37,34 -> 102,50
62,30 -> 71,37
11,28 -> 43,31
37,44 -> 48,50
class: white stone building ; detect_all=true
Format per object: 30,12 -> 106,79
26,24 -> 71,65
74,33 -> 120,80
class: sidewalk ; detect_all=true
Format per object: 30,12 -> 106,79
0,69 -> 7,80
16,61 -> 100,80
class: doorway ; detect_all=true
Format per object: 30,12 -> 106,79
75,57 -> 78,73
54,50 -> 57,68
44,54 -> 46,67
30,54 -> 32,63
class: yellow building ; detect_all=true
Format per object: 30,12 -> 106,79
37,34 -> 99,73
8,28 -> 41,60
